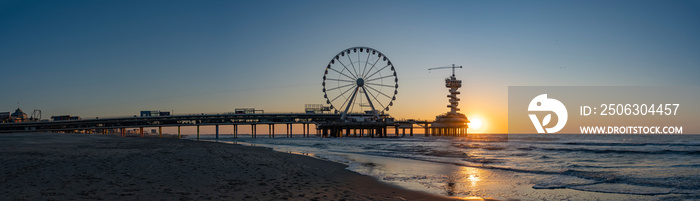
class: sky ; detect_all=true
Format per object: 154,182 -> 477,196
1,0 -> 699,133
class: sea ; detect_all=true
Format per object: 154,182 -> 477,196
198,134 -> 700,200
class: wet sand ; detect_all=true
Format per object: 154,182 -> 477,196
0,133 -> 454,200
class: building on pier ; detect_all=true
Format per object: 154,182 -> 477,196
7,108 -> 28,123
428,65 -> 470,136
0,112 -> 10,123
140,110 -> 171,117
51,115 -> 81,121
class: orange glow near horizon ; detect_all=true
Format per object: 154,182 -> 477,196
469,113 -> 508,134
392,95 -> 504,133
391,102 -> 509,134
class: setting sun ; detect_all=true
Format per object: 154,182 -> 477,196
468,117 -> 483,131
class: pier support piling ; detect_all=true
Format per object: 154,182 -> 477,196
424,124 -> 430,137
252,124 -> 257,138
285,124 -> 290,138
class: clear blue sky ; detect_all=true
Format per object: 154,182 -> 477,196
1,0 -> 698,132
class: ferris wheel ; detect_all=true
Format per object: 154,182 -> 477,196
322,47 -> 398,119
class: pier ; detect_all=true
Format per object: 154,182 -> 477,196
0,113 -> 452,138
0,113 -> 331,137
1,47 -> 471,138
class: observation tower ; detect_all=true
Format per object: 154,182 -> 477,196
428,64 -> 469,136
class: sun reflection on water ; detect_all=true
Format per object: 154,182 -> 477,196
462,166 -> 482,188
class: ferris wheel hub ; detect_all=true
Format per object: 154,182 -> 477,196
356,78 -> 365,86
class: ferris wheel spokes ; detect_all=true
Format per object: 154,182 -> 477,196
362,86 -> 385,112
322,47 -> 398,120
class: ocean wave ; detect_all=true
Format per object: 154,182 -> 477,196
500,145 -> 700,155
462,157 -> 503,164
451,143 -> 509,151
423,149 -> 468,158
670,164 -> 700,168
451,143 -> 482,149
507,152 -> 530,157
540,147 -> 700,155
479,165 -> 700,192
568,183 -> 674,195
560,142 -> 700,147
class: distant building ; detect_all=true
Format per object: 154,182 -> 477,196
141,111 -> 157,117
10,108 -> 27,122
305,104 -> 331,114
140,110 -> 171,117
235,108 -> 263,114
51,115 -> 81,121
0,112 -> 10,123
52,115 -> 70,121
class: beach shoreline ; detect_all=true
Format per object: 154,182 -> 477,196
0,133 -> 456,200
200,134 -> 698,201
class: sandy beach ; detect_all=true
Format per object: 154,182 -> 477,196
0,133 -> 454,201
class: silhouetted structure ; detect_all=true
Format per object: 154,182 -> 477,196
51,115 -> 81,121
140,110 -> 171,117
0,112 -> 10,123
428,64 -> 469,136
10,108 -> 27,123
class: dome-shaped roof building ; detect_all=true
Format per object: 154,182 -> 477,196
11,108 -> 27,121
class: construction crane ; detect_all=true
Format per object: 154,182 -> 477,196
428,64 -> 462,76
